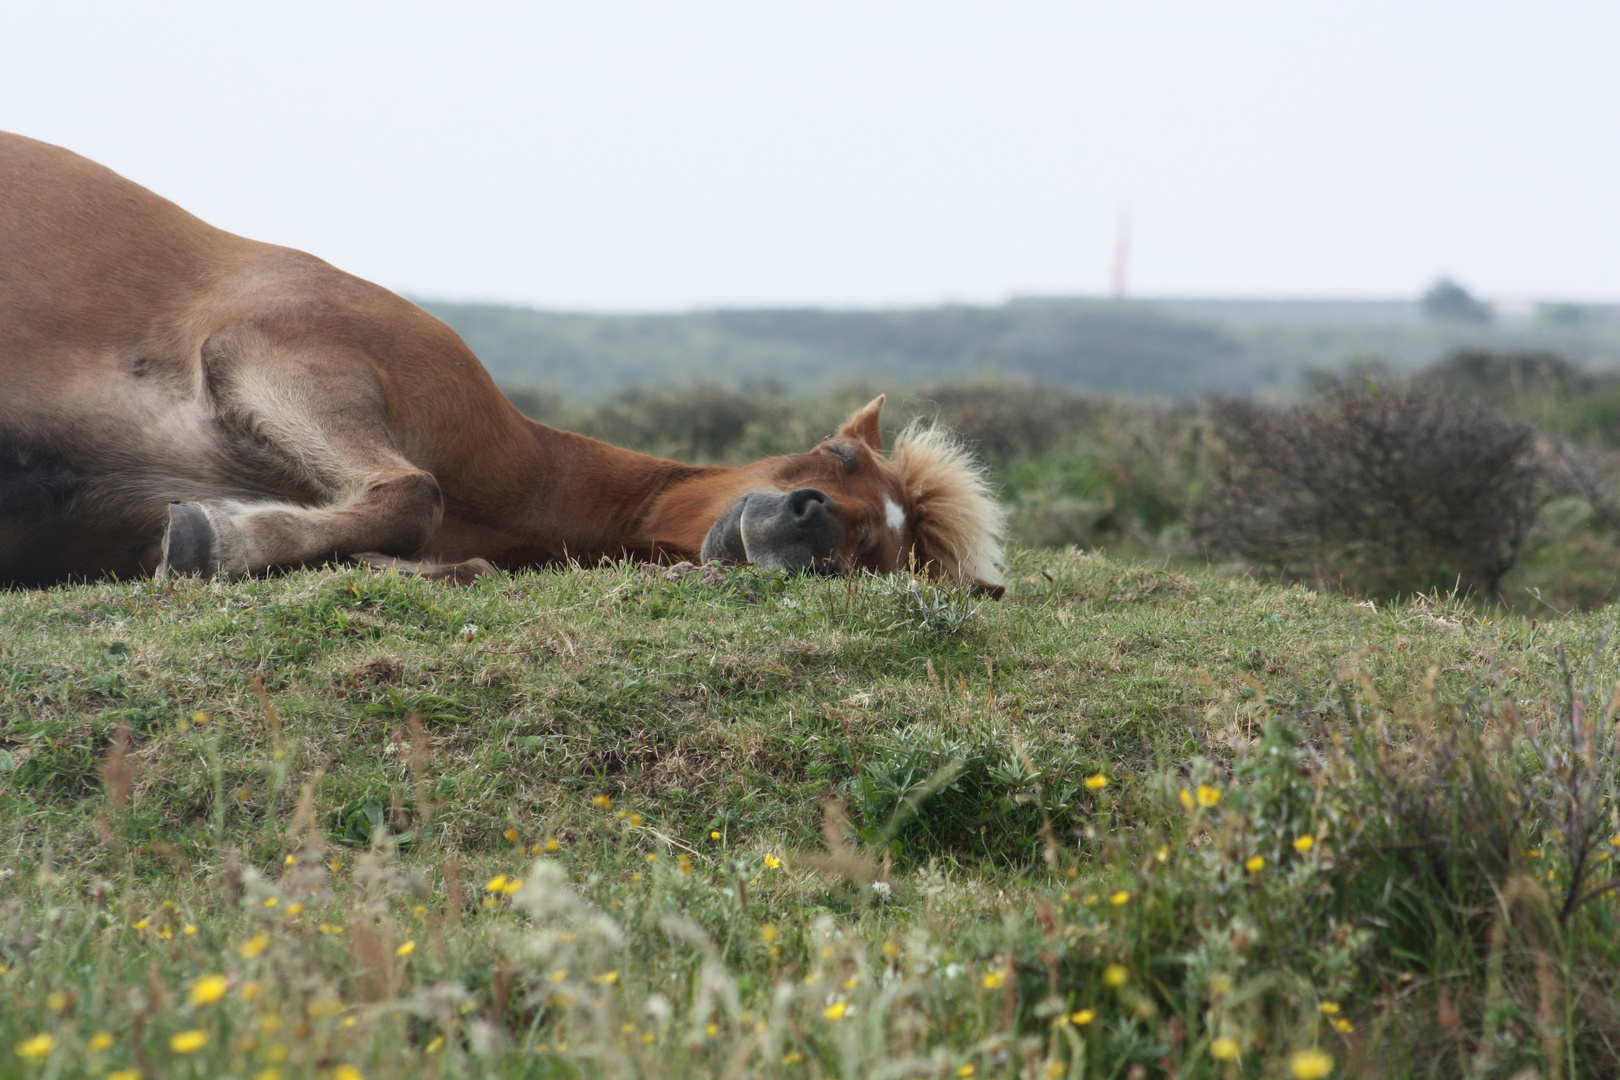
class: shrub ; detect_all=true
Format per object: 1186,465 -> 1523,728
1200,386 -> 1542,598
577,384 -> 794,463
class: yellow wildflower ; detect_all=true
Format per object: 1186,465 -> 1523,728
1332,1017 -> 1354,1033
45,990 -> 68,1010
982,969 -> 1007,990
762,924 -> 778,944
263,896 -> 278,908
285,903 -> 303,916
1245,855 -> 1265,873
1071,1008 -> 1095,1025
110,1071 -> 142,1080
1084,773 -> 1108,790
170,1030 -> 209,1054
711,830 -> 722,840
189,974 -> 229,1005
1179,788 -> 1195,810
1103,964 -> 1129,988
1210,1036 -> 1240,1060
705,1022 -> 719,1037
484,875 -> 508,893
1289,1048 -> 1334,1079
396,941 -> 416,957
332,1066 -> 364,1080
504,828 -> 520,842
823,1000 -> 848,1021
591,795 -> 613,809
1196,784 -> 1221,808
90,1032 -> 115,1051
14,1034 -> 54,1059
1318,1002 -> 1340,1015
240,932 -> 270,959
1294,836 -> 1315,854
764,854 -> 782,869
959,1066 -> 976,1078
678,855 -> 693,875
1110,890 -> 1131,906
183,924 -> 198,935
783,1051 -> 804,1064
425,1036 -> 444,1053
594,971 -> 619,984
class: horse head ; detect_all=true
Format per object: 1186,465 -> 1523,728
695,396 -> 1007,597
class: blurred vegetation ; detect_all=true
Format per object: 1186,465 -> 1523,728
421,296 -> 1620,403
497,342 -> 1620,613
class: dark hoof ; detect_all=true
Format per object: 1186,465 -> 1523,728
969,579 -> 1007,600
158,502 -> 213,577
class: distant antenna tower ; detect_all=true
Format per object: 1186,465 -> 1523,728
1109,204 -> 1131,299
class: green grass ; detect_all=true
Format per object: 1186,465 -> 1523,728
3,550 -> 1620,1078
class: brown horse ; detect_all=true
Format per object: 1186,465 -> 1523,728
0,132 -> 1004,593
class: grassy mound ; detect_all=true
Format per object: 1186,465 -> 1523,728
3,551 -> 1618,1078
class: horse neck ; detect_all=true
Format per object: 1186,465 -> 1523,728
474,418 -> 765,564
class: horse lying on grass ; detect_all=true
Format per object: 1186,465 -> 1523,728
0,132 -> 1005,594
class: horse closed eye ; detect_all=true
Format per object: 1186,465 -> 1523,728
820,441 -> 857,471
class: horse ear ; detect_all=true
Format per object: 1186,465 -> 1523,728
837,394 -> 886,452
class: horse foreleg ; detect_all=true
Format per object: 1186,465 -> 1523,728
156,470 -> 461,581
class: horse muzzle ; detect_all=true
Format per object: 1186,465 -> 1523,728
699,488 -> 843,574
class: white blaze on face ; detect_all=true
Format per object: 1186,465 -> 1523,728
884,496 -> 907,536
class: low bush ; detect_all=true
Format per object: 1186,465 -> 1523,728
1200,386 -> 1542,599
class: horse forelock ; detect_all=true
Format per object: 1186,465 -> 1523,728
887,420 -> 1006,589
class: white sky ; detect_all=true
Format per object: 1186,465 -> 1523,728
2,2 -> 1616,310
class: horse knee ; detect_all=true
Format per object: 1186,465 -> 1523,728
364,471 -> 443,556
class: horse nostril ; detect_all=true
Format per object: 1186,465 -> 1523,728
787,488 -> 831,520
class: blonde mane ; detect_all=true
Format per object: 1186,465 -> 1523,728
889,420 -> 1007,590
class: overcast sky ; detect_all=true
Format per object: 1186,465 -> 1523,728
2,2 -> 1616,311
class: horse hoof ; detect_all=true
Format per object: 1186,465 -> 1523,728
427,558 -> 499,586
158,502 -> 213,577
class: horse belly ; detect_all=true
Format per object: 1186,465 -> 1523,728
0,445 -> 166,585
